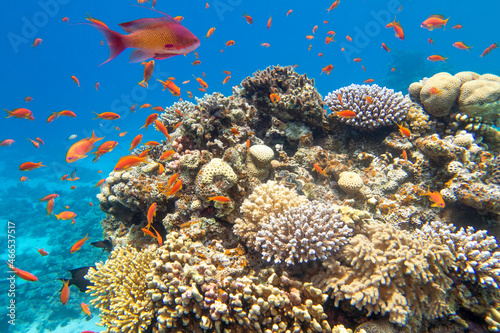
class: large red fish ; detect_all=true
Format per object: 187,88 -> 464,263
66,131 -> 104,163
85,14 -> 200,64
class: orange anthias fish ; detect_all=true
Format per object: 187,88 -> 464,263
429,87 -> 442,95
480,43 -> 498,57
332,110 -> 356,118
114,155 -> 150,171
159,150 -> 175,161
321,64 -> 334,75
267,16 -> 272,29
81,303 -> 93,318
381,42 -> 391,52
205,27 -> 215,39
312,163 -> 328,176
421,14 -> 450,31
225,40 -> 235,47
7,262 -> 38,282
66,130 -> 104,163
60,280 -> 70,305
155,120 -> 172,141
54,211 -> 77,220
85,14 -> 200,64
397,123 -> 412,139
208,196 -> 231,202
222,76 -> 231,85
427,55 -> 448,62
193,76 -> 208,89
326,0 -> 340,12
166,179 -> 183,196
146,202 -> 157,229
129,134 -> 143,151
140,113 -> 159,131
157,79 -> 181,96
4,108 -> 34,120
453,41 -> 473,51
452,24 -> 462,29
46,198 -> 55,216
242,11 -> 253,24
71,75 -> 80,87
27,138 -> 40,148
25,96 -> 33,102
0,139 -> 15,146
139,60 -> 155,87
56,110 -> 77,117
421,188 -> 445,208
31,38 -> 42,47
36,248 -> 49,256
92,112 -> 120,120
70,234 -> 90,253
270,93 -> 280,104
19,162 -> 45,171
92,140 -> 118,162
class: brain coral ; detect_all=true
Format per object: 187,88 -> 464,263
324,84 -> 410,130
459,79 -> 500,125
195,158 -> 237,200
246,144 -> 274,180
337,171 -> 364,194
255,201 -> 352,265
420,72 -> 461,117
240,65 -> 326,128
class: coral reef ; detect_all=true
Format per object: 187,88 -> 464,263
246,144 -> 275,181
324,84 -> 410,130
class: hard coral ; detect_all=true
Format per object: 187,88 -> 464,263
420,72 -> 461,117
240,65 -> 326,128
254,201 -> 352,265
195,158 -> 237,200
324,84 -> 410,130
246,144 -> 274,181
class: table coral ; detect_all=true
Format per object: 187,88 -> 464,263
324,84 -> 410,130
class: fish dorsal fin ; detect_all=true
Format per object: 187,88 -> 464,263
429,14 -> 446,20
119,16 -> 177,33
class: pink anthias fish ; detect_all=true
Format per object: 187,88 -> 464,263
84,13 -> 200,64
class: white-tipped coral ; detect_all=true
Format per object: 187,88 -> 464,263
255,201 -> 352,265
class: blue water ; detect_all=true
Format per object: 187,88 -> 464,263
0,0 -> 499,332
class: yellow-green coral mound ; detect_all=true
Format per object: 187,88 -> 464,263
86,246 -> 156,333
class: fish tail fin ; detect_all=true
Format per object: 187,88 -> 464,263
90,130 -> 104,143
91,112 -> 100,119
4,109 -> 12,118
88,22 -> 126,66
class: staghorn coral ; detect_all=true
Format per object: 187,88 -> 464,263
324,84 -> 410,130
234,181 -> 309,242
86,246 -> 156,333
254,201 -> 352,265
240,65 -> 326,128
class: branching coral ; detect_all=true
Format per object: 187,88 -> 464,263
324,84 -> 410,130
255,201 -> 352,265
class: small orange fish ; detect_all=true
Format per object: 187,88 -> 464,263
397,123 -> 411,139
174,109 -> 183,117
66,131 -> 104,163
119,132 -> 128,137
54,211 -> 77,220
391,67 -> 396,72
36,137 -> 44,145
19,161 -> 45,171
386,16 -> 404,40
205,27 -> 215,39
36,248 -> 49,256
56,110 -> 77,117
326,0 -> 340,12
421,14 -> 449,31
321,64 -> 334,75
192,60 -> 201,65
130,104 -> 137,113
154,228 -> 163,246
25,96 -> 33,102
159,150 -> 175,161
402,150 -> 408,163
61,174 -> 68,181
353,58 -> 362,62
306,35 -> 314,40
223,70 -> 231,75
362,65 -> 366,71
167,173 -> 179,188
95,82 -> 100,91
174,121 -> 182,129
346,35 -> 352,42
0,139 -> 14,146
225,40 -> 235,47
480,43 -> 498,57
114,155 -> 150,171
429,87 -> 441,95
231,127 -> 239,135
452,41 -> 473,51
27,138 -> 40,148
140,113 -> 159,131
6,263 -> 38,282
420,188 -> 445,208
428,38 -> 434,45
157,79 -> 181,96
381,43 -> 391,52
152,106 -> 164,112
332,110 -> 356,118
261,42 -> 270,47
365,96 -> 373,104
71,75 -> 80,87
452,24 -> 462,29
60,280 -> 70,305
242,11 -> 253,24
92,112 -> 120,120
94,179 -> 106,188
154,120 -> 172,142
62,17 -> 69,22
312,163 -> 328,176
81,302 -> 92,318
208,196 -> 231,202
246,139 -> 250,151
427,55 -> 448,62
193,76 -> 208,89
166,179 -> 183,196
287,9 -> 293,16
129,134 -> 143,151
146,202 -> 157,229
139,59 -> 155,88
318,53 -> 323,57
270,93 -> 281,104
222,76 -> 231,85
46,198 -> 55,216
364,78 -> 375,83
70,234 -> 90,253
142,227 -> 157,238
31,38 -> 42,47
267,16 -> 272,29
157,162 -> 165,175
4,108 -> 34,120
20,176 -> 29,182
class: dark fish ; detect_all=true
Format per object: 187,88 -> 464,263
90,238 -> 113,252
58,266 -> 95,292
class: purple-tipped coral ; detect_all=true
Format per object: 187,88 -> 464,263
324,84 -> 410,130
255,201 -> 353,265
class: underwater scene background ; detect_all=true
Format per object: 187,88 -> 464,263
1,0 -> 500,332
